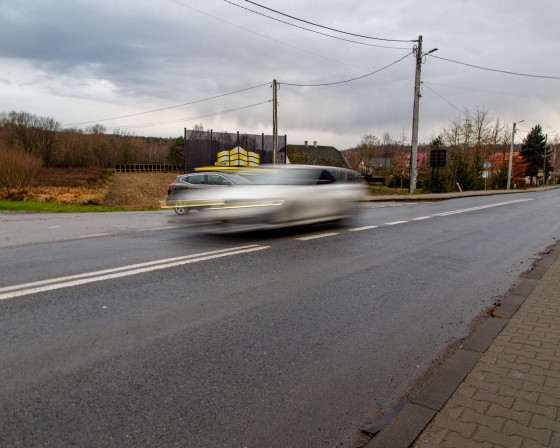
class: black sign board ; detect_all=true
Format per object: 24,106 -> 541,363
430,149 -> 447,168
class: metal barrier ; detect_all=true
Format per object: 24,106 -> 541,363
114,164 -> 182,173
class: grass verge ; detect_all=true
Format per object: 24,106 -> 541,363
0,200 -> 142,213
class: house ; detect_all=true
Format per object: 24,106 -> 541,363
286,141 -> 350,168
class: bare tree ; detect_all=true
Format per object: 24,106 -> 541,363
36,116 -> 61,168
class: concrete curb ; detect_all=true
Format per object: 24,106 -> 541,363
365,185 -> 560,202
363,243 -> 560,448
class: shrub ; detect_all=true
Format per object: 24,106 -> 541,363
0,145 -> 43,199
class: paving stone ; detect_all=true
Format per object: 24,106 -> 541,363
459,408 -> 504,432
472,425 -> 523,447
487,403 -> 531,426
472,389 -> 514,408
513,397 -> 557,420
498,384 -> 539,403
530,413 -> 560,432
440,431 -> 493,447
451,395 -> 490,415
503,420 -> 551,445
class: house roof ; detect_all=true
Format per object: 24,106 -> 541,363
286,145 -> 350,168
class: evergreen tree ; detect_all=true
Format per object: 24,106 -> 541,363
167,136 -> 185,166
520,125 -> 548,185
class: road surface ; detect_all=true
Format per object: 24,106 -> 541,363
1,190 -> 559,447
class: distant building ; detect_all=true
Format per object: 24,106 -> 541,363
286,141 -> 350,168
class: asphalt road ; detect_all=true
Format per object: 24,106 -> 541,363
1,190 -> 559,447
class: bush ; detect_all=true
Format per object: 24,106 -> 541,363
0,145 -> 43,199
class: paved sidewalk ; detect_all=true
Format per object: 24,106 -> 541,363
365,243 -> 560,448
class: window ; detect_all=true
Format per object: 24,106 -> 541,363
207,174 -> 232,186
185,174 -> 205,185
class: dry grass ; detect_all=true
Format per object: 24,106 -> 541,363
104,172 -> 180,209
0,168 -> 181,209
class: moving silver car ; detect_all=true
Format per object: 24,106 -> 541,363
167,165 -> 367,233
165,171 -> 253,215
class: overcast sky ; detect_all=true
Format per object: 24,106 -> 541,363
1,0 -> 559,149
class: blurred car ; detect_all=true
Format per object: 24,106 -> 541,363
165,171 -> 253,215
174,165 -> 367,233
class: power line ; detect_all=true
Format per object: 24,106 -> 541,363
281,51 -> 413,87
423,80 -> 560,100
422,83 -> 462,113
103,100 -> 271,131
427,54 -> 560,80
223,0 -> 410,50
167,0 -> 381,74
244,0 -> 416,43
62,83 -> 269,127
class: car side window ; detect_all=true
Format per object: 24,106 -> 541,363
207,174 -> 233,186
186,174 -> 205,184
317,170 -> 336,184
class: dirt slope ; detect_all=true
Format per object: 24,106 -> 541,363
104,172 -> 179,209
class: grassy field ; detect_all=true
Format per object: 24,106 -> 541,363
0,200 -> 130,213
0,168 -> 416,213
0,168 -> 177,212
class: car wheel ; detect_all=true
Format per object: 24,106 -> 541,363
174,207 -> 188,215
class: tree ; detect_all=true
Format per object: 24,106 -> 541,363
167,136 -> 185,166
420,136 -> 446,193
36,116 -> 61,168
0,144 -> 42,198
520,125 -> 548,185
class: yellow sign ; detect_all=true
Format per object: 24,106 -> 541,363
216,146 -> 260,167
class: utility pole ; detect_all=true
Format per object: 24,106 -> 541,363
272,79 -> 278,164
544,134 -> 548,186
409,35 -> 422,194
507,120 -> 524,190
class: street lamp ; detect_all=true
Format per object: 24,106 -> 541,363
409,36 -> 438,194
507,120 -> 524,190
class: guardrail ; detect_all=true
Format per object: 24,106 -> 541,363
114,164 -> 183,173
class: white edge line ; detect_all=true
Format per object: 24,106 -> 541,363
76,233 -> 111,239
296,232 -> 339,241
0,245 -> 262,294
348,226 -> 379,232
0,246 -> 270,301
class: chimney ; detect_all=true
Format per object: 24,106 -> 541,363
304,141 -> 308,147
313,141 -> 317,147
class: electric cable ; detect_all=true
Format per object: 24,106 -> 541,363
102,100 -> 271,131
244,0 -> 416,43
167,0 -> 380,73
281,52 -> 413,87
422,83 -> 462,113
223,0 -> 410,50
427,54 -> 560,80
62,83 -> 269,127
423,80 -> 560,100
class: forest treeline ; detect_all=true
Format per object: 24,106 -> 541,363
344,107 -> 558,192
0,111 -> 172,169
1,107 -> 557,196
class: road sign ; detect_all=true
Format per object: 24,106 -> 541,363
430,150 -> 446,168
